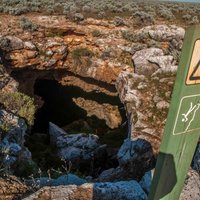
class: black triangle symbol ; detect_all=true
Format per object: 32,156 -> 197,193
189,59 -> 200,81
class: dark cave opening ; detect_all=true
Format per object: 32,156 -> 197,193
33,79 -> 87,133
16,76 -> 128,174
32,78 -> 127,135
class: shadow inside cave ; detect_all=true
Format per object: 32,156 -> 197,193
32,78 -> 126,134
27,78 -> 127,171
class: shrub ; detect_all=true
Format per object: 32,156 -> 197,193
13,159 -> 38,178
190,16 -> 199,25
0,121 -> 10,134
47,6 -> 54,15
72,12 -> 84,22
158,9 -> 175,20
182,14 -> 192,21
97,11 -> 106,19
121,30 -> 134,42
0,92 -> 36,126
101,48 -> 113,59
113,16 -> 125,27
20,17 -> 38,32
0,37 -> 10,50
72,47 -> 94,65
133,11 -> 155,25
72,47 -> 94,59
91,29 -> 102,37
69,5 -> 79,13
0,6 -> 4,13
82,5 -> 91,12
8,6 -> 28,16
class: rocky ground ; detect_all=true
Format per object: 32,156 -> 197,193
0,10 -> 200,200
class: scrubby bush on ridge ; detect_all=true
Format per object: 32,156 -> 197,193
0,92 -> 36,126
20,17 -> 38,32
0,0 -> 199,25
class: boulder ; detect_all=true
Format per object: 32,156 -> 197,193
97,167 -> 126,182
139,171 -> 152,194
135,25 -> 185,42
0,36 -> 24,51
49,122 -> 67,145
117,139 -> 155,178
49,123 -> 107,168
132,48 -> 164,75
24,41 -> 36,50
148,25 -> 185,42
23,180 -> 147,200
25,173 -> 87,188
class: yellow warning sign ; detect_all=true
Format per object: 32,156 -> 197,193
186,40 -> 200,85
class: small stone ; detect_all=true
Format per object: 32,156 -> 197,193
153,95 -> 163,103
137,82 -> 148,90
24,41 -> 36,50
26,51 -> 38,59
165,91 -> 171,98
56,45 -> 67,55
44,58 -> 57,67
45,50 -> 54,56
156,101 -> 169,110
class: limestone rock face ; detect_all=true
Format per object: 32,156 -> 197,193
0,65 -> 18,93
23,180 -> 147,200
73,97 -> 122,129
148,25 -> 185,42
0,31 -> 125,129
0,109 -> 31,168
0,176 -> 28,200
116,25 -> 185,153
135,25 -> 185,42
180,170 -> 200,200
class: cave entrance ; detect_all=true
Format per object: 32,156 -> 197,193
33,79 -> 88,133
32,78 -> 127,138
28,78 -> 127,171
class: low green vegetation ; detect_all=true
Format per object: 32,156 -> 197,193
91,29 -> 103,37
72,47 -> 94,59
0,121 -> 10,135
0,1 -> 199,26
19,17 -> 38,32
72,47 -> 94,65
0,92 -> 36,126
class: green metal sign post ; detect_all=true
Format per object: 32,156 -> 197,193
148,26 -> 200,200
